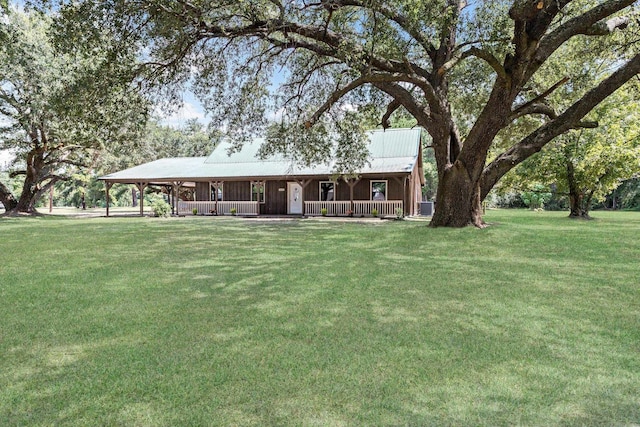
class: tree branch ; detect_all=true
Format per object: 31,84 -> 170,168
510,76 -> 570,120
510,102 -> 557,121
305,75 -> 370,127
582,16 -> 630,35
440,46 -> 507,80
329,0 -> 437,57
372,82 -> 434,131
481,52 -> 640,200
536,0 -> 636,67
381,99 -> 401,129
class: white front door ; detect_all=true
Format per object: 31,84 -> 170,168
288,182 -> 303,214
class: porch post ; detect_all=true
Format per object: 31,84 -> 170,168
214,181 -> 219,214
394,176 -> 407,216
105,181 -> 113,217
295,179 -> 311,216
136,182 -> 148,217
403,176 -> 407,215
344,177 -> 360,215
173,181 -> 182,215
166,185 -> 173,215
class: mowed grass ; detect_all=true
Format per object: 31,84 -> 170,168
1,210 -> 639,426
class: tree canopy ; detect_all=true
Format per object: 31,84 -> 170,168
503,90 -> 640,217
28,0 -> 640,226
0,8 -> 149,214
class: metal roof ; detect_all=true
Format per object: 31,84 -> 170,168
100,128 -> 423,182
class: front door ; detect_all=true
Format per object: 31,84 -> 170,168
288,182 -> 303,214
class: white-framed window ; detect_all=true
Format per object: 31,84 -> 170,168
371,180 -> 387,201
319,181 -> 334,201
210,183 -> 223,201
251,181 -> 265,203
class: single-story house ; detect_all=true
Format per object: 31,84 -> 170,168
100,127 -> 426,217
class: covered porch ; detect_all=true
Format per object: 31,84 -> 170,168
177,199 -> 403,217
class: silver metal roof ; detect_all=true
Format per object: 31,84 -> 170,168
101,128 -> 423,182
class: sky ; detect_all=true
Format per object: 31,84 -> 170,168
158,90 -> 207,128
0,149 -> 13,169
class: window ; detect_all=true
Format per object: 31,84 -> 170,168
251,182 -> 265,203
210,183 -> 223,201
371,180 -> 387,201
319,181 -> 334,201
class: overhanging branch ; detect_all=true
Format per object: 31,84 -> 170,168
381,99 -> 401,129
305,75 -> 369,127
536,0 -> 636,66
440,47 -> 506,80
510,76 -> 570,121
481,51 -> 640,200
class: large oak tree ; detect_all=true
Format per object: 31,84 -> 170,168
0,8 -> 148,214
40,0 -> 640,226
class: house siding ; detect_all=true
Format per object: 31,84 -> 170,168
195,182 -> 209,201
265,180 -> 288,214
304,177 -> 405,201
223,181 -> 251,201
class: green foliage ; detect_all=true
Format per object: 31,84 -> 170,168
98,119 -> 215,175
616,178 -> 640,210
321,207 -> 328,216
192,207 -> 198,215
0,9 -> 148,212
230,207 -> 237,216
520,184 -> 552,210
151,199 -> 171,217
499,34 -> 640,217
371,208 -> 378,217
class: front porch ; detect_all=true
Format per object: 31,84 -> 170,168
177,199 -> 404,217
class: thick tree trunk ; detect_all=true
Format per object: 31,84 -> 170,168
13,163 -> 41,214
0,181 -> 18,213
430,161 -> 485,228
4,148 -> 48,215
568,192 -> 591,219
9,182 -> 41,214
566,161 -> 591,219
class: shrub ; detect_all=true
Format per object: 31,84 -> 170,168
230,207 -> 237,215
321,207 -> 328,216
192,207 -> 198,215
371,208 -> 378,217
152,200 -> 171,217
395,207 -> 404,219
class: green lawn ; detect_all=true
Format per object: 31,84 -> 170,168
1,210 -> 639,426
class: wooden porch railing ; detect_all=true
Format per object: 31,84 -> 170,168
305,200 -> 403,216
305,201 -> 352,216
178,201 -> 259,216
353,200 -> 403,216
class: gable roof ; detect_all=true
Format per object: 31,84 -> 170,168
100,127 -> 423,183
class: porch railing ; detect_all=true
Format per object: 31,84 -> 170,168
305,201 -> 351,216
178,201 -> 259,216
305,200 -> 403,216
353,200 -> 403,216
